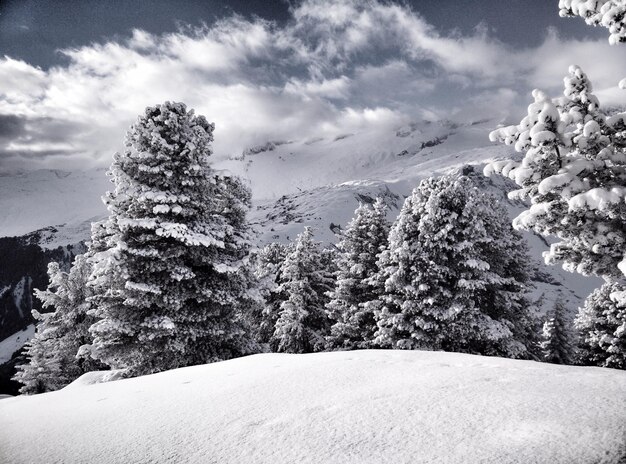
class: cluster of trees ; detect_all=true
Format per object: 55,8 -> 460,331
252,172 -> 544,361
12,101 -> 544,395
12,1 -> 626,394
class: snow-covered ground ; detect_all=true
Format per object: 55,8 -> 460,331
0,325 -> 34,364
1,350 -> 624,464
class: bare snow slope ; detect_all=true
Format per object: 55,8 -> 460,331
1,350 -> 625,464
0,168 -> 110,239
0,325 -> 34,364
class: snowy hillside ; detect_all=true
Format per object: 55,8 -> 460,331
0,168 -> 110,240
0,325 -> 33,365
1,350 -> 624,464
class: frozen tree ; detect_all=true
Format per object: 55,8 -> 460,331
326,198 -> 389,350
575,281 -> 626,368
486,66 -> 626,280
271,227 -> 334,353
540,297 -> 576,365
559,0 -> 626,45
487,4 -> 626,366
249,242 -> 292,345
13,255 -> 102,394
375,173 -> 536,358
89,102 -> 256,377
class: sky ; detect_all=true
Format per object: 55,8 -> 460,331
0,0 -> 625,170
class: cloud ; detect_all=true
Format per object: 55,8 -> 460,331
0,0 -> 625,169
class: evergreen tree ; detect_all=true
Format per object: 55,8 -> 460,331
487,66 -> 626,280
559,0 -> 626,45
88,102 -> 256,377
487,5 -> 626,367
249,242 -> 292,345
375,173 -> 536,358
575,281 -> 626,369
271,227 -> 334,353
326,198 -> 389,350
13,255 -> 102,394
540,297 -> 576,365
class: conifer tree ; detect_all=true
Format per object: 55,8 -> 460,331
271,227 -> 334,353
249,242 -> 292,345
13,255 -> 101,394
88,102 -> 256,376
487,5 -> 626,367
326,198 -> 389,350
559,0 -> 626,45
575,281 -> 626,369
540,297 -> 576,365
375,173 -> 536,358
487,66 -> 626,280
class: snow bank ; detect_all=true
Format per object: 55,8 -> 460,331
1,350 -> 625,464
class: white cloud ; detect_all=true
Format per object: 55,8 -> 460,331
0,0 -> 625,169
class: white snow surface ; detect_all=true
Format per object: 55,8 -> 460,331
0,325 -> 34,364
1,350 -> 625,464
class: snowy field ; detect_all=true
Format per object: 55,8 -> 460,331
1,350 -> 625,464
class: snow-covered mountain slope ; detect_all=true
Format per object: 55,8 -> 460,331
0,168 -> 110,240
0,325 -> 33,365
1,350 -> 624,464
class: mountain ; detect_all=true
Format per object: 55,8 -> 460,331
1,350 -> 624,463
0,118 -> 602,393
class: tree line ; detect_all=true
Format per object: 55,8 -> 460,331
13,95 -> 624,394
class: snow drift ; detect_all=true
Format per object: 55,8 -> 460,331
1,350 -> 625,464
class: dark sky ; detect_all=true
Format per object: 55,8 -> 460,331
0,0 -> 605,69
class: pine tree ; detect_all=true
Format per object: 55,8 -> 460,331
559,1 -> 626,45
249,242 -> 292,345
575,281 -> 626,369
88,102 -> 256,377
487,66 -> 626,280
375,172 -> 536,358
326,198 -> 389,350
541,297 -> 576,365
13,255 -> 102,394
271,227 -> 334,353
487,5 -> 626,367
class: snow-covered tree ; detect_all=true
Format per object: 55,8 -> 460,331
487,5 -> 626,367
88,102 -> 256,377
540,297 -> 576,365
375,173 -> 536,358
326,198 -> 389,350
13,255 -> 102,394
249,242 -> 292,345
559,0 -> 626,45
575,281 -> 626,368
486,66 -> 626,280
271,227 -> 334,353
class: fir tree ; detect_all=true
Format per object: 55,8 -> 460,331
575,281 -> 626,369
13,255 -> 102,394
559,0 -> 626,45
487,66 -> 626,280
249,242 -> 292,345
271,227 -> 334,353
326,198 -> 389,350
375,172 -> 536,358
540,297 -> 576,365
88,102 -> 256,376
487,6 -> 626,366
